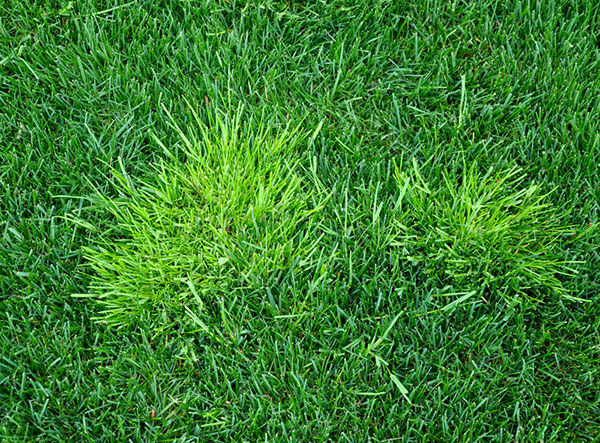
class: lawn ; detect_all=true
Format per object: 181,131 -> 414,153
1,0 -> 599,441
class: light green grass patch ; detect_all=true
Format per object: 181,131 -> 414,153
77,111 -> 327,328
392,158 -> 580,304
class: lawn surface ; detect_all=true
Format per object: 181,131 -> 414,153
1,0 -> 600,441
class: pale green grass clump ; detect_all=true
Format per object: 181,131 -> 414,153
79,113 -> 325,327
393,159 -> 578,304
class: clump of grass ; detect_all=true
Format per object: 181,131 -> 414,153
77,111 -> 326,327
392,159 -> 579,304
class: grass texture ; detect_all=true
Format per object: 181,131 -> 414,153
393,159 -> 579,303
1,0 -> 599,441
81,128 -> 579,330
79,110 -> 327,328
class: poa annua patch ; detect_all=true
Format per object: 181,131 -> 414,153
78,113 -> 326,328
392,159 -> 580,305
77,115 -> 582,330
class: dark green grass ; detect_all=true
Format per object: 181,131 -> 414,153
1,0 -> 599,440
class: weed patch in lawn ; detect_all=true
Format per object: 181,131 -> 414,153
392,158 -> 581,304
76,111 -> 326,329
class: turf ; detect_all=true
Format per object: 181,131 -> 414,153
1,0 -> 599,441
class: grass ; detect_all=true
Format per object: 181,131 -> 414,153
1,0 -> 599,441
392,159 -> 579,303
77,109 -> 327,328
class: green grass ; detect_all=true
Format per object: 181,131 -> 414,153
1,0 -> 599,441
77,109 -> 328,328
392,159 -> 580,303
